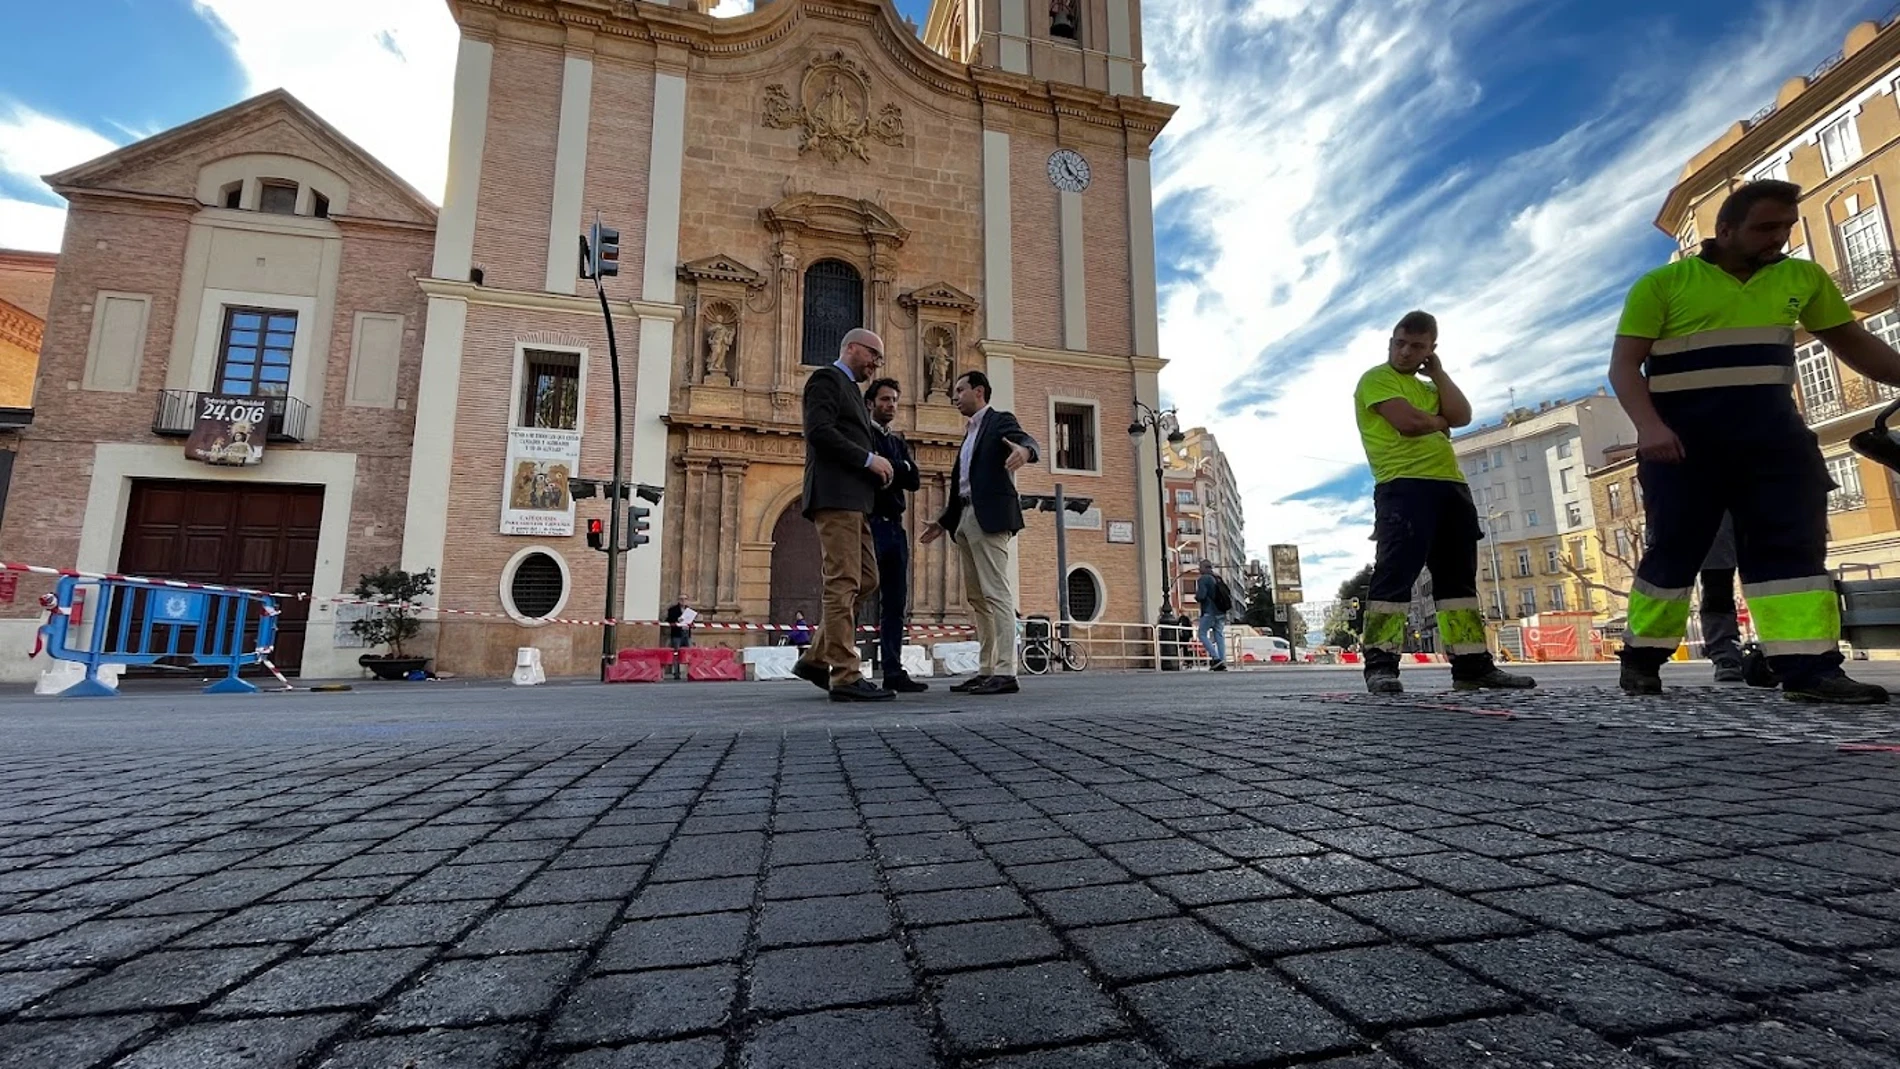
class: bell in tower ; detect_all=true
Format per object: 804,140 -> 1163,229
1049,0 -> 1078,39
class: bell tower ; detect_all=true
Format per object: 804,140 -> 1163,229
922,0 -> 1144,96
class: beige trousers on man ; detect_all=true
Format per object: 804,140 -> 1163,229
801,508 -> 878,685
955,510 -> 1017,676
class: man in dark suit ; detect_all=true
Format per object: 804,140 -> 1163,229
797,327 -> 896,702
921,370 -> 1039,695
865,376 -> 927,692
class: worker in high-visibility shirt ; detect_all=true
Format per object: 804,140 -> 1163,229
1609,179 -> 1900,704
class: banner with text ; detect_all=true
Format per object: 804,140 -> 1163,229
501,427 -> 581,536
185,394 -> 268,466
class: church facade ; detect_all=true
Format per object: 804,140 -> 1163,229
0,0 -> 1174,680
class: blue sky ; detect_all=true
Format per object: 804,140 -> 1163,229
1,0 -> 1892,596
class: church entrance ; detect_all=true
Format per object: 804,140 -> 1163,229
768,500 -> 823,635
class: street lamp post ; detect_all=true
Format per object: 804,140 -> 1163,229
1129,401 -> 1187,615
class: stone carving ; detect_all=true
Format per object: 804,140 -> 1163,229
761,51 -> 907,164
703,304 -> 737,385
925,326 -> 954,399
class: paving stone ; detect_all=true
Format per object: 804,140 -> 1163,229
1382,850 -> 1552,893
1198,899 -> 1383,956
1640,1019 -> 1900,1068
1191,827 -> 1322,858
1146,867 -> 1292,907
1643,885 -> 1900,951
649,832 -> 766,881
549,965 -> 739,1045
558,1038 -> 725,1069
509,864 -> 647,905
211,947 -> 435,1014
1441,933 -> 1746,1037
769,830 -> 871,865
1476,883 -> 1678,937
969,1040 -> 1170,1068
111,1014 -> 352,1068
1258,852 -> 1419,896
25,945 -> 286,1015
1562,828 -> 1732,864
1604,929 -> 1849,996
1306,826 -> 1445,858
984,837 -> 1098,866
741,1007 -> 936,1069
0,1013 -> 165,1069
308,902 -> 485,951
315,1025 -> 536,1069
1033,883 -> 1179,927
170,900 -> 366,948
1069,917 -> 1247,983
1124,968 -> 1358,1067
1386,1011 -> 1652,1067
451,902 -> 618,955
1790,981 -> 1900,1049
934,962 -> 1126,1055
1334,887 -> 1536,942
1422,823 -> 1569,858
1098,839 -> 1234,876
876,832 -> 986,866
1519,849 -> 1712,895
750,941 -> 915,1014
910,918 -> 1065,973
372,952 -> 583,1029
0,906 -> 101,944
595,911 -> 749,971
764,861 -> 881,899
385,861 -> 541,904
898,886 -> 1031,926
0,968 -> 88,1014
757,894 -> 891,947
0,914 -> 212,970
1006,858 -> 1128,891
624,876 -> 755,918
1280,945 -> 1517,1028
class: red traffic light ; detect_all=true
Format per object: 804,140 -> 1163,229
586,517 -> 605,551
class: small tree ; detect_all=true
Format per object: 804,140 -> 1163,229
349,566 -> 436,659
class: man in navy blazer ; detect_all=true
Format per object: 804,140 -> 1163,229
922,370 -> 1040,694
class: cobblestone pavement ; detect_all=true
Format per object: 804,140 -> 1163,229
0,673 -> 1897,1067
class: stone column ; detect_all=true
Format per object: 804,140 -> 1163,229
717,460 -> 746,613
682,458 -> 715,606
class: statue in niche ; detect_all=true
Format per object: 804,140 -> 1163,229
1050,0 -> 1079,38
925,329 -> 954,399
704,313 -> 736,385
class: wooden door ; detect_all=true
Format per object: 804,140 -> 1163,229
768,499 -> 823,635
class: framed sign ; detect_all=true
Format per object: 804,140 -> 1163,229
501,427 -> 582,536
1269,544 -> 1302,588
185,394 -> 269,466
1107,520 -> 1135,544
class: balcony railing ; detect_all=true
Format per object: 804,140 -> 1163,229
1829,489 -> 1867,514
1834,250 -> 1900,299
1801,376 -> 1900,426
154,391 -> 310,443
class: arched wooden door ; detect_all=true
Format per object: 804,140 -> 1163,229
769,499 -> 823,631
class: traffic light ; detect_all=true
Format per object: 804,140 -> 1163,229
569,477 -> 599,501
589,218 -> 619,279
586,517 -> 605,551
627,504 -> 650,548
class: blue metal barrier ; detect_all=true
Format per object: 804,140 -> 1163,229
39,576 -> 280,696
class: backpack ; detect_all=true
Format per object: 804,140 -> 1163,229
1210,577 -> 1233,614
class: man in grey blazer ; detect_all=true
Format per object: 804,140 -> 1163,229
795,327 -> 897,702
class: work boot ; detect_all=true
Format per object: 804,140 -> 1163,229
1783,674 -> 1890,705
1712,661 -> 1746,684
883,673 -> 929,693
1620,662 -> 1663,696
1453,668 -> 1537,691
1365,667 -> 1403,695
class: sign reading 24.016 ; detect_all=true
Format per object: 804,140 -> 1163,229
185,394 -> 269,466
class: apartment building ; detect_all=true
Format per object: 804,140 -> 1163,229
1452,390 -> 1636,623
1654,12 -> 1900,578
1164,426 -> 1246,613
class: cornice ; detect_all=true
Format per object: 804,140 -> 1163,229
0,300 -> 42,354
418,277 -> 684,321
978,340 -> 1166,374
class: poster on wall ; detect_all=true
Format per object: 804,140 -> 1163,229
184,394 -> 268,466
500,427 -> 581,536
1106,521 -> 1135,544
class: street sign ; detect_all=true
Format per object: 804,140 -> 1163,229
1274,604 -> 1288,622
1273,585 -> 1302,605
1269,544 -> 1301,587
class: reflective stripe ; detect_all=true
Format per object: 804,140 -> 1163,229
1749,587 -> 1840,645
1650,326 -> 1795,356
1624,633 -> 1683,649
1367,601 -> 1411,616
1433,598 -> 1482,612
1446,642 -> 1490,656
1437,606 -> 1487,650
1742,575 -> 1836,598
1759,638 -> 1843,656
1363,610 -> 1407,654
1648,366 -> 1797,393
1631,578 -> 1692,603
1626,586 -> 1690,644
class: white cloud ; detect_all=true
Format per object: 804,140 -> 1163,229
0,101 -> 123,251
1144,0 -> 1863,596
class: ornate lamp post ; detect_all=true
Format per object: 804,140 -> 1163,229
1129,401 -> 1187,616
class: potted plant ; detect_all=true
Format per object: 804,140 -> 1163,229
351,566 -> 436,680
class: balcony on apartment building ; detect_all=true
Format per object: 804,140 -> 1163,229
153,390 -> 311,443
1835,249 -> 1900,304
1800,374 -> 1900,430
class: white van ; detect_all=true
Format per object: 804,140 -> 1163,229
1236,632 -> 1292,664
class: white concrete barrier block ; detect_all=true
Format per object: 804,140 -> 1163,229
901,644 -> 931,678
512,647 -> 545,686
35,661 -> 124,695
743,646 -> 800,681
933,641 -> 981,675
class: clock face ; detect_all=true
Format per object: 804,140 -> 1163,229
1048,149 -> 1091,193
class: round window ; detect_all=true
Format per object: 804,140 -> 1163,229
1065,567 -> 1103,623
509,552 -> 566,619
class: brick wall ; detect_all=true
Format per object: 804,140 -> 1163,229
470,37 -> 564,292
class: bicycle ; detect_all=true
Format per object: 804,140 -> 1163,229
1018,616 -> 1089,675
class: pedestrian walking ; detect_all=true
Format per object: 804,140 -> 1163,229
794,327 -> 896,702
1194,559 -> 1231,670
921,371 -> 1039,695
866,376 -> 927,692
1354,309 -> 1536,695
1609,179 -> 1900,703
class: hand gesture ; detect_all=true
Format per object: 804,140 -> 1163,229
1005,441 -> 1031,473
868,454 -> 895,485
920,521 -> 945,545
1419,351 -> 1441,376
1636,421 -> 1684,464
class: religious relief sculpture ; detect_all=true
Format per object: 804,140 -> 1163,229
703,304 -> 738,386
1050,0 -> 1079,37
760,51 -> 907,164
924,327 -> 954,400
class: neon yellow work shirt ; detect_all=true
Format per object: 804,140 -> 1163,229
1354,364 -> 1464,485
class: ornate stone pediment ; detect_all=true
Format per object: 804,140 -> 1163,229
897,281 -> 977,314
761,50 -> 907,164
760,193 -> 910,246
678,253 -> 766,288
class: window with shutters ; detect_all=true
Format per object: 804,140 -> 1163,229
1608,482 -> 1623,519
1051,400 -> 1099,473
800,260 -> 863,367
1797,341 -> 1841,419
1566,502 -> 1583,528
1821,115 -> 1862,175
1827,454 -> 1865,512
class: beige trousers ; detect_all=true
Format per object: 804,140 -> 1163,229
801,508 -> 878,685
955,510 -> 1017,676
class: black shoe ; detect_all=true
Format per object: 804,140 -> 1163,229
950,675 -> 992,693
1620,663 -> 1662,696
970,675 -> 1020,695
1210,661 -> 1228,672
884,675 -> 929,693
1712,664 -> 1746,684
830,679 -> 895,702
793,659 -> 831,691
1365,669 -> 1403,695
1784,675 -> 1889,705
1453,668 -> 1536,691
